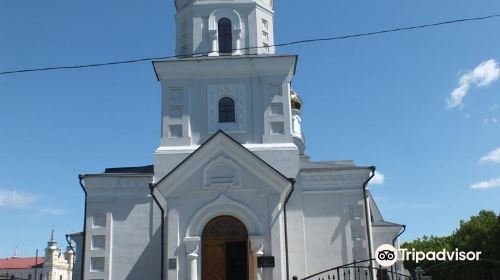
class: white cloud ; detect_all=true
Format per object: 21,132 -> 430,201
480,148 -> 500,164
470,177 -> 500,190
446,59 -> 500,109
490,104 -> 499,111
483,117 -> 499,125
0,189 -> 38,208
370,171 -> 385,185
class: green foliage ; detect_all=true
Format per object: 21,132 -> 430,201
450,210 -> 500,258
401,210 -> 500,277
401,235 -> 452,273
403,235 -> 453,252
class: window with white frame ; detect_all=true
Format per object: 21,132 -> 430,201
91,235 -> 106,250
92,214 -> 106,228
91,257 -> 105,272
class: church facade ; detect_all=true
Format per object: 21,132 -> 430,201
0,230 -> 74,280
73,1 -> 405,280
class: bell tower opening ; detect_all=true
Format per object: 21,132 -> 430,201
218,18 -> 233,54
202,216 -> 249,280
174,0 -> 274,56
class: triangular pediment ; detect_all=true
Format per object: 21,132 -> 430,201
154,131 -> 291,198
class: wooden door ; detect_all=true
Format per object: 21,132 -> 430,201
203,240 -> 226,280
202,216 -> 249,280
225,241 -> 248,280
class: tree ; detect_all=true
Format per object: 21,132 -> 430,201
401,210 -> 500,280
450,210 -> 499,259
401,235 -> 452,273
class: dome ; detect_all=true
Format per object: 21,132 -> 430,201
290,89 -> 302,110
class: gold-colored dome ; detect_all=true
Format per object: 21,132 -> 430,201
290,89 -> 302,110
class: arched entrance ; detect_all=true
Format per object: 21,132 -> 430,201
202,216 -> 249,280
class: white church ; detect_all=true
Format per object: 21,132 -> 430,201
71,0 -> 406,279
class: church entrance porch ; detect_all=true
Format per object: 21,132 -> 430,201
202,216 -> 249,280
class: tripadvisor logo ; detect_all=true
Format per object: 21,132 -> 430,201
375,244 -> 399,267
375,244 -> 482,267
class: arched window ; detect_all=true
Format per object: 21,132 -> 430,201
218,18 -> 232,54
219,97 -> 235,123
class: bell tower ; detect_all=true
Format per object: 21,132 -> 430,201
174,0 -> 275,56
153,0 -> 300,179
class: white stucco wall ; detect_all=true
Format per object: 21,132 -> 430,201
287,168 -> 374,279
153,55 -> 299,179
82,175 -> 161,280
155,132 -> 292,280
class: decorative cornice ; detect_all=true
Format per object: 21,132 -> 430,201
203,155 -> 241,188
250,235 -> 265,254
300,171 -> 369,187
184,237 -> 201,256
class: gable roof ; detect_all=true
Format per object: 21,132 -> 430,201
368,191 -> 384,222
368,191 -> 405,229
372,221 -> 404,227
0,257 -> 44,269
153,130 -> 291,195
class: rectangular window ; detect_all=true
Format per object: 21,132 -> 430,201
91,257 -> 105,272
270,103 -> 283,116
271,122 -> 285,135
171,87 -> 183,102
169,125 -> 183,138
169,106 -> 183,119
262,31 -> 269,42
262,18 -> 268,30
351,228 -> 364,239
92,214 -> 106,228
91,235 -> 106,250
350,205 -> 363,219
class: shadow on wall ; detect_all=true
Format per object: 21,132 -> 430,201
330,212 -> 349,264
125,226 -> 162,280
109,199 -> 162,280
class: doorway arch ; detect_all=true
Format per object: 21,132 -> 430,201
202,216 -> 249,280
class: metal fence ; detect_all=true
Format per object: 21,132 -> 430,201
419,259 -> 500,280
0,275 -> 29,280
297,259 -> 412,280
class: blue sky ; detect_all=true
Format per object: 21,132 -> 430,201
0,0 -> 499,257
